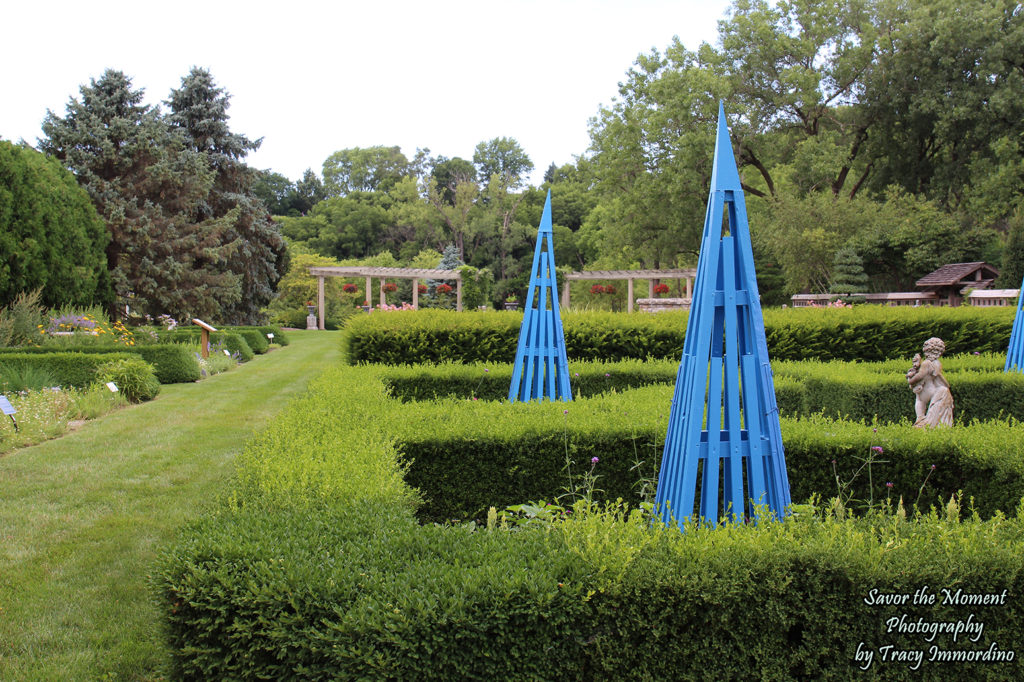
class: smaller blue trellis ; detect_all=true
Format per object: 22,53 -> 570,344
508,191 -> 572,402
1006,275 -> 1024,373
654,103 -> 791,529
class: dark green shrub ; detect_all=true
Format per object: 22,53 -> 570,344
0,344 -> 200,383
158,329 -> 254,361
0,363 -> 56,392
0,351 -> 134,388
94,357 -> 160,402
341,307 -> 1015,364
154,364 -> 1024,680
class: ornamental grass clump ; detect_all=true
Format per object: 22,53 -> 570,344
94,357 -> 160,402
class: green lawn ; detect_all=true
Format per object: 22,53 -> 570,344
0,330 -> 340,680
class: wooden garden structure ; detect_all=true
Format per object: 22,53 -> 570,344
655,103 -> 790,528
306,266 -> 463,329
561,269 -> 697,312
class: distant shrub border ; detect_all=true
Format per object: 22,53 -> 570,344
0,351 -> 137,388
340,307 -> 1015,364
157,329 -> 254,361
155,364 -> 1024,679
0,344 -> 200,383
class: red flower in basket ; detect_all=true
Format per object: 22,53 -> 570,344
653,283 -> 670,295
342,283 -> 358,293
436,283 -> 453,294
418,283 -> 428,294
382,282 -> 398,293
590,284 -> 605,295
604,284 -> 616,294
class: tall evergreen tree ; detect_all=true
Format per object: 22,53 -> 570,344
39,69 -> 239,319
166,67 -> 288,324
0,140 -> 111,307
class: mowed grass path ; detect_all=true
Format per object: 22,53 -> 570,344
0,330 -> 340,680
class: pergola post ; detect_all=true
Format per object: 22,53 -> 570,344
379,279 -> 385,307
317,276 -> 325,330
456,278 -> 463,312
365,276 -> 372,309
649,279 -> 655,298
562,280 -> 570,310
412,277 -> 419,309
627,278 -> 634,313
686,276 -> 692,300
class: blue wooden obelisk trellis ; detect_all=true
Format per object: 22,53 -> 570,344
509,191 -> 572,402
1006,276 -> 1024,373
654,103 -> 791,528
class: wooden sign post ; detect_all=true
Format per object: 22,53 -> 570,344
192,318 -> 218,359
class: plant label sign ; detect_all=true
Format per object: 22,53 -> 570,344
106,382 -> 119,393
266,333 -> 274,339
0,396 -> 15,415
224,349 -> 231,356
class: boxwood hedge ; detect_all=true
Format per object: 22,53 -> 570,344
155,364 -> 1024,680
341,307 -> 1015,364
0,344 -> 200,383
157,329 -> 254,361
0,351 -> 136,388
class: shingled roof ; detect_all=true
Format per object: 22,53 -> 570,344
915,262 -> 999,288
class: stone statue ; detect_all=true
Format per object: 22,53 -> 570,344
906,337 -> 954,427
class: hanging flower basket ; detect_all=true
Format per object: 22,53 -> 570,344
418,283 -> 428,294
654,283 -> 670,296
382,283 -> 398,293
342,283 -> 358,293
436,283 -> 453,294
604,284 -> 616,294
590,284 -> 606,295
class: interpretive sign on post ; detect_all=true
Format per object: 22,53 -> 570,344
508,191 -> 572,402
654,103 -> 791,529
192,318 -> 218,359
0,395 -> 18,432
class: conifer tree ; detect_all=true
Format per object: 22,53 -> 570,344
830,247 -> 870,294
166,67 -> 287,323
40,69 -> 239,319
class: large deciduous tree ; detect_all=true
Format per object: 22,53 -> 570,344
322,146 -> 411,197
0,140 -> 111,307
166,66 -> 288,324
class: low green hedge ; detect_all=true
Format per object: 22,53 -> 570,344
157,329 -> 254,361
228,325 -> 289,346
380,355 -> 1024,423
156,364 -> 1024,679
0,344 -> 200,383
341,307 -> 1015,364
0,351 -> 136,388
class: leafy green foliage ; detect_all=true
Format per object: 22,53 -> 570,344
155,362 -> 1024,679
158,329 -> 254,361
0,351 -> 135,388
0,344 -> 200,383
94,357 -> 160,402
341,307 -> 1015,364
0,142 -> 111,308
0,289 -> 45,347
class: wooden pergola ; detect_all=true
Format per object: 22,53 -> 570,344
307,266 -> 463,329
562,269 -> 697,312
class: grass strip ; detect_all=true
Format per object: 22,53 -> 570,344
0,330 -> 339,681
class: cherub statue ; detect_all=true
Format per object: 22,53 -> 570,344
906,337 -> 954,427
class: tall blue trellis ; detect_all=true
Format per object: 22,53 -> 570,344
509,191 -> 572,402
654,103 -> 791,528
1006,276 -> 1024,373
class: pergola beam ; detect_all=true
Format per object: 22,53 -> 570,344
307,266 -> 465,321
560,269 -> 697,310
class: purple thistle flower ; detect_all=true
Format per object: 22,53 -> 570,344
886,482 -> 893,488
591,457 -> 599,465
604,373 -> 610,377
563,409 -> 569,415
484,368 -> 489,373
931,464 -> 936,470
871,446 -> 883,454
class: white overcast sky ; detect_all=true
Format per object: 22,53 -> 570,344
2,0 -> 732,185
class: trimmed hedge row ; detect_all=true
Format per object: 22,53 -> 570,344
380,355 -> 1024,423
0,351 -> 137,388
232,325 -> 289,346
341,307 -> 1015,364
390,384 -> 1024,523
157,329 -> 255,361
156,364 -> 1024,680
0,344 -> 200,383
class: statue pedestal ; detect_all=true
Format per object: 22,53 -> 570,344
306,314 -> 317,330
